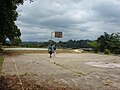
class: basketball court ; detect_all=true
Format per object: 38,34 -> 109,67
2,53 -> 120,90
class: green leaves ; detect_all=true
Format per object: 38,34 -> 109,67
88,41 -> 100,53
96,32 -> 120,54
0,0 -> 23,45
89,32 -> 120,54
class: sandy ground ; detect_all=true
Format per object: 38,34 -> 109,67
2,53 -> 120,90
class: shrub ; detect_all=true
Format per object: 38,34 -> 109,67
104,49 -> 110,55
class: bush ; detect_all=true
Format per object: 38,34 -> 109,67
104,49 -> 110,55
114,49 -> 120,55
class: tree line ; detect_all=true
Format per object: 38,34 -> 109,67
18,40 -> 91,49
0,0 -> 33,50
19,32 -> 120,54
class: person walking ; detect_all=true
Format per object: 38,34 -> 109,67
48,44 -> 53,58
53,45 -> 57,56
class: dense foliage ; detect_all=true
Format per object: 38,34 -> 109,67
59,40 -> 91,49
0,0 -> 33,47
89,32 -> 120,54
19,40 -> 92,49
20,42 -> 49,48
0,0 -> 24,45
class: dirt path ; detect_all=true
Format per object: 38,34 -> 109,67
2,53 -> 120,90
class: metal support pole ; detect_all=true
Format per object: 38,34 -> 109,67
50,32 -> 53,44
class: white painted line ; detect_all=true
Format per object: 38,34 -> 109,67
71,79 -> 78,86
60,79 -> 69,85
12,58 -> 24,90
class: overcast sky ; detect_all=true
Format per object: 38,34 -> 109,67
16,0 -> 120,42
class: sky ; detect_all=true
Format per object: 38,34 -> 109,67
16,0 -> 120,42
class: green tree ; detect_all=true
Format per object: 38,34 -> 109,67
97,32 -> 120,54
0,0 -> 33,49
13,37 -> 21,46
109,33 -> 120,54
88,41 -> 99,53
0,0 -> 23,45
97,32 -> 111,52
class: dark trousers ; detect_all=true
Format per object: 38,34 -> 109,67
49,51 -> 52,58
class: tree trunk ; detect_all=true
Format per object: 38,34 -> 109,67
0,43 -> 2,51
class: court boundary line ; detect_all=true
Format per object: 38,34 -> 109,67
12,58 -> 24,90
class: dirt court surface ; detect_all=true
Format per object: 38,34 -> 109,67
2,53 -> 120,90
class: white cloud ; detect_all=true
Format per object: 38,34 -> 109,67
16,0 -> 120,41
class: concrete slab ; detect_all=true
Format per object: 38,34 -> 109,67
2,53 -> 120,90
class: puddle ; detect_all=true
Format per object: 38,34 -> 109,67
85,62 -> 120,68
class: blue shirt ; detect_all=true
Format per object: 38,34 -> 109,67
48,45 -> 52,52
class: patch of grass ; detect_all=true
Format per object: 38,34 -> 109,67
4,49 -> 81,55
21,72 -> 38,77
104,49 -> 110,55
73,71 -> 86,77
57,49 -> 77,53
